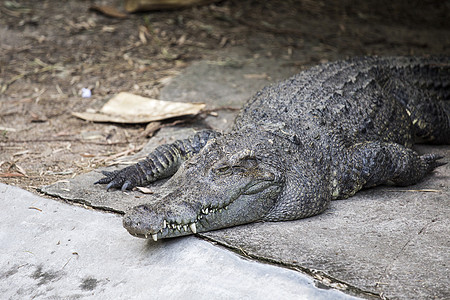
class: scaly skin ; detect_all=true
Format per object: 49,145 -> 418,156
96,56 -> 449,241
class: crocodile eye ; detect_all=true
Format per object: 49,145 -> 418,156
214,165 -> 232,175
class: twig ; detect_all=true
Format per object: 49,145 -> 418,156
384,189 -> 442,193
0,172 -> 25,177
204,106 -> 241,112
237,18 -> 304,36
0,138 -> 131,145
28,206 -> 43,212
100,147 -> 140,162
1,59 -> 64,94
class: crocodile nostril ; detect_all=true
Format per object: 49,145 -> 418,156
122,215 -> 133,228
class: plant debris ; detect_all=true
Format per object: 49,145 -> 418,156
72,92 -> 206,124
89,5 -> 128,19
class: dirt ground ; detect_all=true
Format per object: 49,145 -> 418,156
1,0 -> 449,192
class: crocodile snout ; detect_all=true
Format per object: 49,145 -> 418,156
123,204 -> 165,241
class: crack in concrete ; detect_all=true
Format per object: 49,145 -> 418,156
36,188 -> 125,216
198,235 -> 384,300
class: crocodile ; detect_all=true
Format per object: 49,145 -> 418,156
96,56 -> 449,241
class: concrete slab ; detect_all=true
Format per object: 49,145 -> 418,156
160,48 -> 301,131
0,183 -> 357,299
160,48 -> 300,107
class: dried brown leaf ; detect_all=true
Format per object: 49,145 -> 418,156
15,164 -> 28,176
243,73 -> 269,80
90,5 -> 128,19
125,0 -> 220,12
136,187 -> 154,194
73,92 -> 205,124
141,121 -> 162,137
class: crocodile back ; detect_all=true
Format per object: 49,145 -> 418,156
234,56 -> 450,147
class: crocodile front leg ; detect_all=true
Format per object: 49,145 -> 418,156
333,141 -> 446,199
95,130 -> 219,191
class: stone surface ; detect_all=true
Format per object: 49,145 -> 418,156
160,48 -> 301,131
0,183 -> 357,299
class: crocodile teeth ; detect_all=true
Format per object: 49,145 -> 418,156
163,220 -> 167,229
145,233 -> 148,239
177,225 -> 181,231
183,225 -> 188,232
202,207 -> 209,215
189,223 -> 197,234
152,234 -> 158,242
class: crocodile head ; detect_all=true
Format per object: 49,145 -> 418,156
122,135 -> 284,240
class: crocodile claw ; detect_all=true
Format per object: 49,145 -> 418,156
94,170 -> 119,184
120,181 -> 132,192
421,154 -> 446,172
95,168 -> 137,191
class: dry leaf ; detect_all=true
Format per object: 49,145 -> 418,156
0,126 -> 17,132
90,5 -> 128,19
141,121 -> 162,137
243,73 -> 269,79
138,26 -> 149,44
136,187 -> 154,194
15,165 -> 28,176
30,111 -> 48,122
72,92 -> 205,124
125,0 -> 220,12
